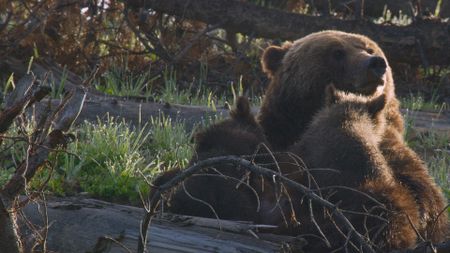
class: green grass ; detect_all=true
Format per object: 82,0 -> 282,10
401,93 -> 448,112
94,63 -> 261,110
158,67 -> 215,106
0,64 -> 255,205
406,130 -> 450,189
403,110 -> 450,207
373,6 -> 412,26
1,66 -> 448,208
413,135 -> 450,216
26,115 -> 194,204
96,65 -> 158,98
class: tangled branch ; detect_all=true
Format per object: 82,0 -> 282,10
138,155 -> 377,253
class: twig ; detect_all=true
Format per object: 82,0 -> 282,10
0,77 -> 50,134
0,87 -> 85,202
123,6 -> 173,62
138,155 -> 376,253
429,203 -> 450,241
0,11 -> 13,34
309,198 -> 331,247
172,23 -> 222,63
181,182 -> 221,229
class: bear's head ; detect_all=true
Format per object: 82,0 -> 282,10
262,30 -> 391,98
258,30 -> 398,149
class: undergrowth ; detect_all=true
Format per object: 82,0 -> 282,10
29,115 -> 193,205
94,62 -> 259,110
401,93 -> 448,112
0,68 -> 448,207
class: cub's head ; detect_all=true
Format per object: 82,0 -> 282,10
320,84 -> 387,139
193,96 -> 266,160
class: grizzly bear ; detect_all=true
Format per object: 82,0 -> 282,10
272,85 -> 420,252
152,96 -> 270,221
258,30 -> 448,242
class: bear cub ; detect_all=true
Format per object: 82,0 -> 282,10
277,85 -> 421,252
153,96 -> 269,221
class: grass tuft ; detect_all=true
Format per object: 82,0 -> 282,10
29,115 -> 193,204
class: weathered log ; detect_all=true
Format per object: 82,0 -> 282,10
20,194 -> 450,252
126,0 -> 450,66
5,56 -> 450,133
32,98 -> 229,131
21,197 -> 306,253
30,98 -> 450,135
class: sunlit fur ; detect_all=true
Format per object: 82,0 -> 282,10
259,30 -> 448,244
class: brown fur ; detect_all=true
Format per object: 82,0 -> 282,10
152,97 -> 269,221
276,87 -> 420,252
258,30 -> 448,243
380,129 -> 448,242
259,30 -> 401,150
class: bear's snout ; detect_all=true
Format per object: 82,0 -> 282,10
367,56 -> 387,80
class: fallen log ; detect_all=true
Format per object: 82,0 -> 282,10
21,196 -> 450,253
21,197 -> 306,253
29,97 -> 450,135
5,56 -> 450,134
126,0 -> 450,66
32,97 -> 228,131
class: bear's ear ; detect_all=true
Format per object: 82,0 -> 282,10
230,96 -> 251,119
367,94 -> 386,117
324,84 -> 340,106
261,43 -> 291,76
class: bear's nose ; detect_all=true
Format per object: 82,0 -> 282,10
368,56 -> 387,79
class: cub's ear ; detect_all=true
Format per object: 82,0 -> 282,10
261,43 -> 291,77
230,96 -> 251,119
367,94 -> 386,117
324,84 -> 339,106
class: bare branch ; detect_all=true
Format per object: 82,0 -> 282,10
0,75 -> 50,134
139,155 -> 377,253
127,0 -> 450,66
0,88 -> 86,201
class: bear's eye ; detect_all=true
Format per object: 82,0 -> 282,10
332,49 -> 346,61
366,48 -> 374,54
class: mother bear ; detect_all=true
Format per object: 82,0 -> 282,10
258,30 -> 448,243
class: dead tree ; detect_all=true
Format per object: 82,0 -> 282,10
126,0 -> 450,66
0,73 -> 86,253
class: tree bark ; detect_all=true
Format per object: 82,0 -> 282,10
30,98 -> 450,135
21,197 -> 305,253
0,199 -> 22,253
0,73 -> 86,253
126,0 -> 450,66
20,196 -> 450,253
32,98 -> 229,131
5,56 -> 450,133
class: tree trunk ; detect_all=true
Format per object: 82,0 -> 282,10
21,197 -> 305,253
30,98 -> 450,135
6,56 -> 450,133
0,199 -> 22,253
126,0 -> 450,66
20,196 -> 450,253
